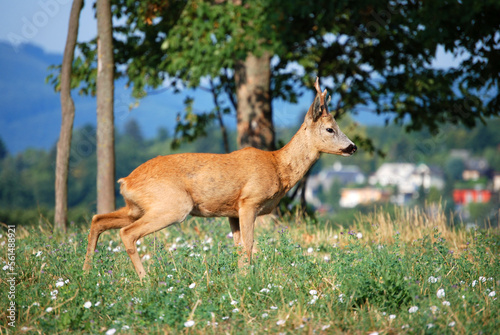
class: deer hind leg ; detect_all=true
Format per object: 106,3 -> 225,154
83,206 -> 132,272
119,200 -> 192,279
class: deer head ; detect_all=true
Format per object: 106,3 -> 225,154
304,77 -> 357,156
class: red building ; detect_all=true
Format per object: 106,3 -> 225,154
453,189 -> 491,205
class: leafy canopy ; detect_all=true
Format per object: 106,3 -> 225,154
47,0 -> 500,143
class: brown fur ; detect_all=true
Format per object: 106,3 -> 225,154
83,77 -> 357,279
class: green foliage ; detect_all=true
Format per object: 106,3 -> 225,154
46,0 -> 500,153
1,217 -> 498,333
0,136 -> 7,160
171,97 -> 215,150
468,202 -> 497,225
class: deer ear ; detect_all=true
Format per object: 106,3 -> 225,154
311,95 -> 322,122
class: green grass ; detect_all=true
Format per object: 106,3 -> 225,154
1,211 -> 499,334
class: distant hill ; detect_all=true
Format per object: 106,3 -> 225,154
0,42 -> 197,153
0,42 -> 385,154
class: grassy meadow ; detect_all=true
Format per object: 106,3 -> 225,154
1,206 -> 499,334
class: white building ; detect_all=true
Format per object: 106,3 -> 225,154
306,162 -> 366,207
369,163 -> 444,204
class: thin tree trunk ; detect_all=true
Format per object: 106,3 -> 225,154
96,0 -> 115,214
54,0 -> 83,233
234,52 -> 275,150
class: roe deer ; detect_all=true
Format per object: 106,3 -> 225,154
83,77 -> 357,279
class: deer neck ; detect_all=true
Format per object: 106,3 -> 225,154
273,123 -> 320,191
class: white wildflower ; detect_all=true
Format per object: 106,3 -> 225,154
122,325 -> 130,330
105,328 -> 116,335
56,281 -> 64,288
262,313 -> 268,318
472,280 -> 478,287
307,247 -> 314,253
309,289 -> 318,295
141,254 -> 151,261
389,314 -> 396,320
230,300 -> 238,305
276,320 -> 286,326
179,294 -> 185,299
189,282 -> 196,289
232,308 -> 239,313
2,265 -> 9,271
369,332 -> 379,335
322,325 -> 331,330
260,288 -> 270,293
83,301 -> 92,309
339,294 -> 345,303
270,306 -> 278,310
184,320 -> 195,328
95,301 -> 101,306
479,276 -> 486,283
448,321 -> 456,327
429,305 -> 439,314
437,288 -> 445,298
356,232 -> 363,239
408,306 -> 419,313
442,301 -> 451,306
45,307 -> 53,312
428,276 -> 438,283
427,323 -> 434,329
36,251 -> 43,257
489,291 -> 496,297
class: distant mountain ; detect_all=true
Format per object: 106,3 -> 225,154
0,42 -> 203,153
0,42 -> 384,154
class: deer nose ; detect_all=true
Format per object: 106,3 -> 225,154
342,144 -> 357,155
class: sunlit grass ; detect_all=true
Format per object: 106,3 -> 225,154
0,206 -> 498,334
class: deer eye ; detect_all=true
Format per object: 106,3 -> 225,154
326,128 -> 334,133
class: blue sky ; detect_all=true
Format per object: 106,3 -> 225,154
0,0 -> 96,54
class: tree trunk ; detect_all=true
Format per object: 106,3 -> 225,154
54,0 -> 83,233
234,52 -> 275,150
96,0 -> 116,214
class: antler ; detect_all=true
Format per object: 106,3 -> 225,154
314,77 -> 328,105
314,77 -> 322,95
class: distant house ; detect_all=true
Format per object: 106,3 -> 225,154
369,163 -> 444,205
494,173 -> 500,192
462,158 -> 490,181
453,189 -> 492,205
306,162 -> 366,207
339,187 -> 390,208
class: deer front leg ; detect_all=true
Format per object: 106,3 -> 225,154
229,217 -> 241,246
238,207 -> 257,265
